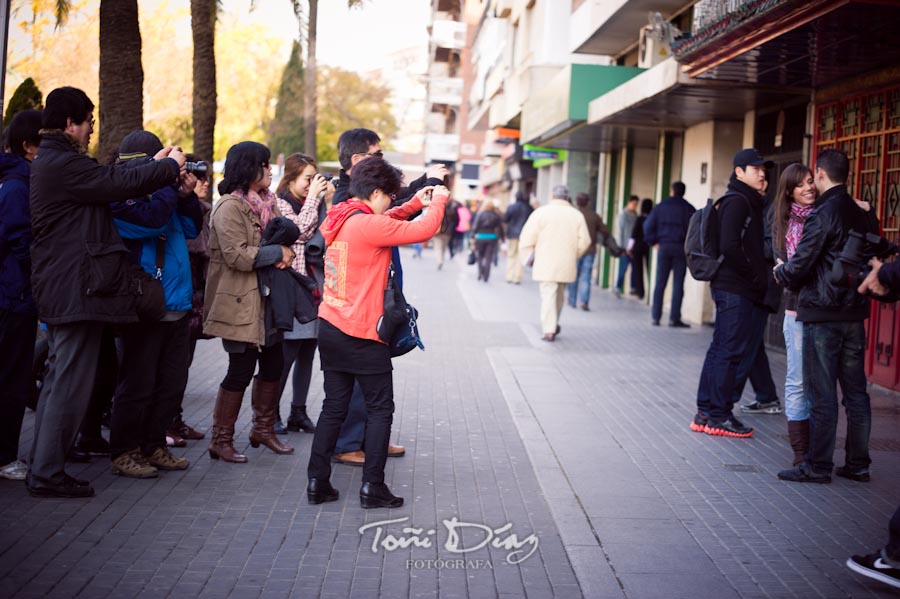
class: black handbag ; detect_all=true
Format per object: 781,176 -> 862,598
467,250 -> 477,265
132,234 -> 167,322
376,263 -> 424,357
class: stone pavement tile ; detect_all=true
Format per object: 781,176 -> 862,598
618,572 -> 741,599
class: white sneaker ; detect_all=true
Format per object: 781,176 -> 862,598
0,460 -> 28,481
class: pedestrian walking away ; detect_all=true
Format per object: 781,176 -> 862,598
503,190 -> 533,284
518,185 -> 590,342
568,192 -> 622,311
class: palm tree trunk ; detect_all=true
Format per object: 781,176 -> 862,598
98,0 -> 143,161
191,0 -> 217,164
304,0 -> 318,159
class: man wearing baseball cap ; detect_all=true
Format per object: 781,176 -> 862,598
691,148 -> 772,438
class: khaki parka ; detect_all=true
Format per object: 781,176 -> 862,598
202,194 -> 281,345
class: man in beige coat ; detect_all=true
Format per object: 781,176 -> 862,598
519,185 -> 591,341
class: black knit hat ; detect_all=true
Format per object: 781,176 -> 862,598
118,130 -> 163,162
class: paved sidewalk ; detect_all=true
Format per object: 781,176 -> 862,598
1,246 -> 899,598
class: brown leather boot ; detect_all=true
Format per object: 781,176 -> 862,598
787,419 -> 810,466
249,378 -> 294,454
208,387 -> 248,463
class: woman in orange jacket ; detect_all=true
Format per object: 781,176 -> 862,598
306,157 -> 448,508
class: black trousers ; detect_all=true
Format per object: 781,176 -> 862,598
475,239 -> 498,282
308,370 -> 394,484
221,342 -> 283,391
0,309 -> 36,465
110,317 -> 191,458
278,338 -> 317,409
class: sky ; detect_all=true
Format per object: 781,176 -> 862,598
230,0 -> 431,71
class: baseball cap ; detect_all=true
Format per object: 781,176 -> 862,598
118,130 -> 163,162
733,148 -> 774,169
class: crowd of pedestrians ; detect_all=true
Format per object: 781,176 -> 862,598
0,85 -> 897,591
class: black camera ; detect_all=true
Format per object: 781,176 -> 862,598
185,161 -> 208,178
830,230 -> 900,294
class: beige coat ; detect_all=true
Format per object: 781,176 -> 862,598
203,194 -> 281,345
518,199 -> 591,283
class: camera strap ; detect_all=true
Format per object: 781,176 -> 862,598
155,234 -> 166,280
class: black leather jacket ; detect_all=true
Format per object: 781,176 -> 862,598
774,184 -> 879,322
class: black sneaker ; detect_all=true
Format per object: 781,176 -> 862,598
27,477 -> 95,498
669,320 -> 691,328
777,462 -> 831,483
705,417 -> 754,438
689,412 -> 708,433
835,466 -> 870,482
740,400 -> 783,414
846,552 -> 900,589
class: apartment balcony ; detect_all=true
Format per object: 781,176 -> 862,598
424,133 -> 460,163
428,77 -> 463,108
570,0 -> 690,56
431,19 -> 467,51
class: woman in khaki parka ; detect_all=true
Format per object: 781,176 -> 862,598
203,141 -> 295,462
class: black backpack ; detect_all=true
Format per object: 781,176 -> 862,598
684,193 -> 749,281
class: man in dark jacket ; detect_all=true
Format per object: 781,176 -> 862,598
643,181 -> 694,326
774,148 -> 879,484
691,149 -> 771,439
26,87 -> 184,498
0,109 -> 42,482
568,192 -> 620,309
328,128 -> 446,466
503,190 -> 533,284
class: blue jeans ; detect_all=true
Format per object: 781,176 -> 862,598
731,303 -> 778,406
615,255 -> 631,292
334,383 -> 367,454
651,245 -> 686,322
782,313 -> 810,421
803,320 -> 871,473
567,252 -> 595,306
696,289 -> 754,421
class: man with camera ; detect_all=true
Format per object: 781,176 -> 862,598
27,88 -> 185,498
773,148 -> 879,484
845,257 -> 900,589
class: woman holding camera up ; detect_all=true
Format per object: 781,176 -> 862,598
306,157 -> 448,509
272,153 -> 329,435
204,141 -> 295,463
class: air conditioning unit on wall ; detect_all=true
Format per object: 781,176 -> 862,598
638,25 -> 671,69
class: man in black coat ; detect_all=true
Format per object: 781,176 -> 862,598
774,148 -> 879,484
692,149 -> 771,439
26,87 -> 184,498
503,190 -> 533,284
643,181 -> 694,326
328,128 -> 446,466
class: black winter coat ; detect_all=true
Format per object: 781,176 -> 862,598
29,133 -> 180,324
258,216 -> 318,346
774,185 -> 880,322
710,177 -> 768,304
503,199 -> 533,239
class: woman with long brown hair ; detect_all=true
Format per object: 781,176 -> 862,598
772,163 -> 816,474
272,153 -> 328,434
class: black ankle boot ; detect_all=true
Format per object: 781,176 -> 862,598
287,406 -> 316,433
360,482 -> 403,509
307,478 -> 339,504
273,407 -> 288,435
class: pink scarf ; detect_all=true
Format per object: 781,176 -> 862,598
785,203 -> 813,259
232,187 -> 277,228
